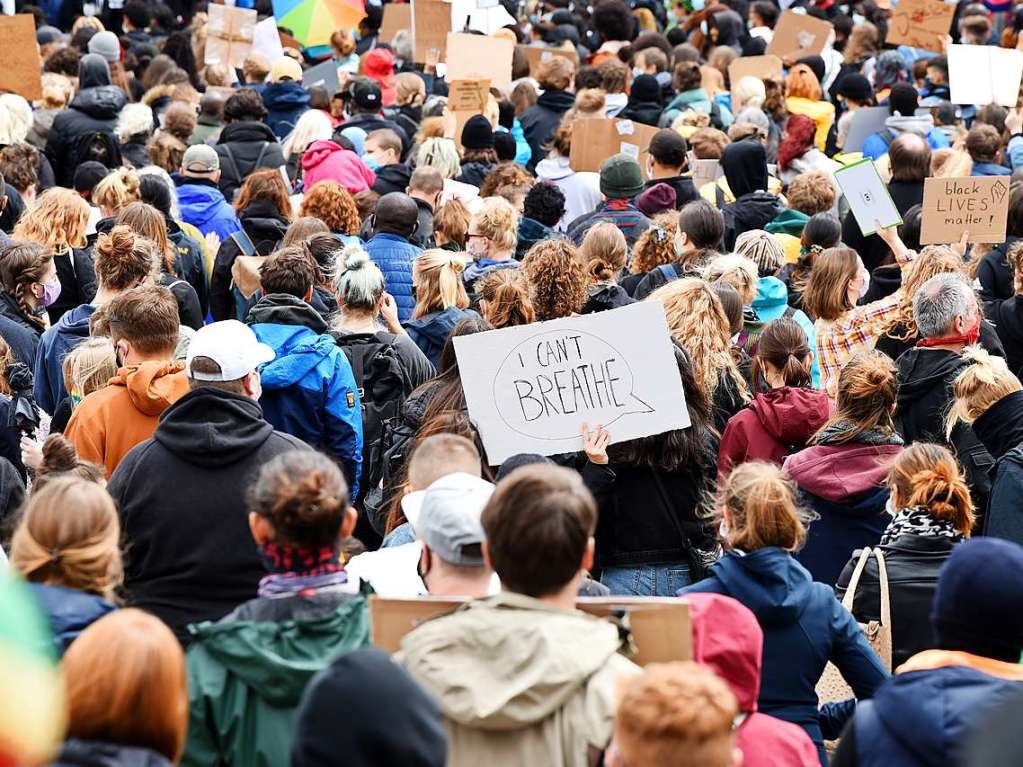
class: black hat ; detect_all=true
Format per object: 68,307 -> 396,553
836,73 -> 872,103
889,82 -> 919,117
494,131 -> 517,161
460,115 -> 495,151
795,55 -> 825,84
352,79 -> 382,110
630,74 -> 661,104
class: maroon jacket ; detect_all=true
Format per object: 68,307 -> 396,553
718,386 -> 831,481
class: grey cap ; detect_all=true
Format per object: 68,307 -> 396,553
417,472 -> 494,567
88,30 -> 121,64
182,144 -> 220,173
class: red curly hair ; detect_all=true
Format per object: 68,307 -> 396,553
299,181 -> 361,235
777,114 -> 817,172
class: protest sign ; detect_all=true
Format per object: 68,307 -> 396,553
302,59 -> 340,95
569,117 -> 659,173
517,44 -> 580,77
728,54 -> 782,105
689,157 -> 722,191
444,32 -> 514,90
834,158 -> 903,236
766,11 -> 833,62
453,301 -> 689,465
842,107 -> 890,153
379,2 -> 411,42
370,595 -> 693,665
447,79 -> 490,148
411,0 -> 451,63
948,44 -> 1023,108
0,15 -> 42,101
921,176 -> 1010,245
251,17 -> 284,66
205,4 -> 257,69
887,0 -> 955,53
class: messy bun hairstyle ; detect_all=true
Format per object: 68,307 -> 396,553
331,243 -> 387,311
34,434 -> 105,491
752,317 -> 813,390
948,347 -> 1023,432
704,253 -> 759,306
478,270 -> 535,328
248,450 -> 349,548
579,222 -> 627,282
887,443 -> 974,535
115,202 -> 176,275
94,224 -> 157,291
471,197 -> 519,253
411,249 -> 470,320
814,351 -> 898,444
721,462 -> 805,552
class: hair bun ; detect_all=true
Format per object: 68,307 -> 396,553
342,244 -> 370,271
96,225 -> 136,263
40,434 -> 80,474
448,256 -> 467,275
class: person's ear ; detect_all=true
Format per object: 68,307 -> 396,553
581,536 -> 595,573
243,370 -> 261,398
212,169 -> 222,183
249,512 -> 275,545
340,506 -> 357,539
481,540 -> 493,571
304,286 -> 314,303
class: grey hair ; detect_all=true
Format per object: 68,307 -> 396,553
117,102 -> 155,142
734,106 -> 770,136
391,29 -> 413,62
913,272 -> 974,339
331,242 -> 386,311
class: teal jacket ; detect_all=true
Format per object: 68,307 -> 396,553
660,88 -> 733,129
751,277 -> 821,389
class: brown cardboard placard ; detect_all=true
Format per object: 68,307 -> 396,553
517,44 -> 580,77
921,176 -> 1010,245
448,79 -> 491,149
205,4 -> 257,69
0,15 -> 42,102
379,3 -> 412,44
569,117 -> 660,173
765,11 -> 833,63
444,32 -> 515,90
370,595 -> 692,665
886,0 -> 955,53
728,54 -> 783,103
412,0 -> 451,63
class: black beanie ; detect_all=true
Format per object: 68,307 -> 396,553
795,55 -> 825,85
494,131 -> 517,161
460,115 -> 495,151
889,82 -> 919,117
630,74 -> 661,104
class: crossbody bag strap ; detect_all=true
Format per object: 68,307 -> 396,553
874,549 -> 891,628
841,547 -> 873,612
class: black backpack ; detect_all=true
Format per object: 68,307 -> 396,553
69,130 -> 122,171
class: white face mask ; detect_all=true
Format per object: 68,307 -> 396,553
858,267 -> 871,299
674,232 -> 686,258
646,157 -> 655,180
466,238 -> 488,260
633,66 -> 644,79
885,494 -> 897,517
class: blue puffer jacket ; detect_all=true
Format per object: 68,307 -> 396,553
33,303 -> 95,416
30,582 -> 116,656
364,233 -> 421,322
174,176 -> 243,241
404,307 -> 482,368
247,294 -> 363,496
262,81 -> 311,139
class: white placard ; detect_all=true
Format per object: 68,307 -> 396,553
252,17 -> 284,67
948,44 -> 1023,107
834,158 -> 903,236
454,302 -> 690,464
843,106 -> 890,153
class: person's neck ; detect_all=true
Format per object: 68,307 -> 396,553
486,247 -> 514,262
335,310 -> 381,333
92,286 -> 122,306
426,567 -> 492,598
651,164 -> 683,180
125,352 -> 174,366
409,191 -> 435,209
923,341 -> 966,353
533,575 -> 581,612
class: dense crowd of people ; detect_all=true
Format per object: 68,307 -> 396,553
3,0 -> 1023,764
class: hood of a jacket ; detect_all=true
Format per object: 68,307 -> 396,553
246,293 -> 328,334
750,387 -> 831,446
712,9 -> 745,47
400,592 -> 624,730
764,208 -> 808,236
585,282 -> 634,311
154,387 -> 275,467
56,304 -> 96,341
188,595 -> 369,706
724,141 -> 769,198
730,191 -> 785,229
372,163 -> 413,192
667,88 -> 711,112
518,216 -> 552,246
219,119 -> 280,144
29,583 -> 115,654
57,738 -> 173,767
404,307 -> 477,347
78,55 -> 112,89
262,81 -> 311,110
534,155 -> 573,180
706,548 -> 813,625
239,198 -> 290,240
885,113 -> 936,138
896,348 -> 967,412
973,389 -> 1023,460
110,360 -> 187,417
687,592 -> 762,712
301,139 -> 346,170
784,442 -> 901,501
751,276 -> 788,315
175,179 -> 232,225
535,88 -> 575,113
70,84 -> 127,120
251,331 -> 336,391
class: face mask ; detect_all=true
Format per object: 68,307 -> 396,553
700,20 -> 708,35
364,155 -> 380,171
691,0 -> 704,10
36,278 -> 61,309
884,495 -> 896,517
857,267 -> 870,299
645,158 -> 654,180
674,232 -> 686,258
964,311 -> 982,347
466,238 -> 488,260
633,66 -> 644,79
719,515 -> 730,539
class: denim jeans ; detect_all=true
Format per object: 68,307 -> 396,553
599,563 -> 692,597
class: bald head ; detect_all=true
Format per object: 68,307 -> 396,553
889,133 -> 931,183
374,192 -> 420,238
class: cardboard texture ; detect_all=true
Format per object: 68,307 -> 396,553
379,2 -> 412,43
518,44 -> 580,77
921,176 -> 1010,244
370,595 -> 693,665
448,79 -> 491,148
569,117 -> 659,173
205,4 -> 257,69
728,54 -> 782,101
412,0 -> 451,63
0,15 -> 42,101
766,11 -> 833,61
887,0 -> 955,53
948,44 -> 1023,108
444,32 -> 514,90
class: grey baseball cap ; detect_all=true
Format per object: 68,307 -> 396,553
182,144 -> 220,173
88,30 -> 121,63
417,472 -> 494,567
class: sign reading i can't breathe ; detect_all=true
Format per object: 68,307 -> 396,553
453,302 -> 690,464
920,177 -> 1010,245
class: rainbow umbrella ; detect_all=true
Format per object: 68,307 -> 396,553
273,0 -> 367,49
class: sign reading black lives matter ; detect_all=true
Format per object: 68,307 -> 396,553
453,302 -> 690,464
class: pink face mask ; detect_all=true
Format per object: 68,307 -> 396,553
36,278 -> 61,309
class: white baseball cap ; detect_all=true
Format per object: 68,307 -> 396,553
416,472 -> 494,567
186,320 -> 275,381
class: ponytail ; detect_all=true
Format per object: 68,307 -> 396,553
721,462 -> 804,552
478,270 -> 535,328
411,248 -> 471,320
890,443 -> 975,536
751,317 -> 812,390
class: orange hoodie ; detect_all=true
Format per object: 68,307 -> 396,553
65,360 -> 191,479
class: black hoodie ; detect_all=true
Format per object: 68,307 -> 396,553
985,294 -> 1023,377
720,141 -> 784,250
371,163 -> 413,196
520,88 -> 576,170
107,387 -> 309,644
214,120 -> 287,201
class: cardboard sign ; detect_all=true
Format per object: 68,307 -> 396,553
569,117 -> 659,173
948,44 -> 1023,108
444,32 -> 514,90
251,16 -> 283,66
454,302 -> 689,464
0,15 -> 42,101
411,0 -> 451,63
448,79 -> 490,148
379,2 -> 412,43
766,11 -> 833,62
728,54 -> 782,102
834,158 -> 903,236
689,157 -> 722,191
370,595 -> 693,666
205,4 -> 257,69
517,44 -> 580,77
842,106 -> 890,153
302,59 -> 340,95
887,0 -> 955,53
921,176 -> 1010,245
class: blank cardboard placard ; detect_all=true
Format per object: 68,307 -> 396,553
728,54 -> 782,101
251,16 -> 284,65
569,117 -> 659,173
444,32 -> 514,90
948,44 -> 1023,107
412,0 -> 451,63
766,11 -> 833,61
518,44 -> 580,77
370,595 -> 692,665
887,0 -> 955,53
0,15 -> 42,101
921,176 -> 1010,245
205,4 -> 257,69
842,106 -> 890,153
834,158 -> 903,236
453,301 -> 689,465
690,157 -> 722,191
379,2 -> 411,43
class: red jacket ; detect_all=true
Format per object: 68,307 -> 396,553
717,386 -> 831,480
301,140 -> 376,195
687,592 -> 820,767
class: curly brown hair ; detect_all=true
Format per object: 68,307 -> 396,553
785,171 -> 836,216
478,162 -> 534,198
234,168 -> 292,220
145,132 -> 188,176
299,181 -> 361,235
0,143 -> 38,195
521,239 -> 587,321
631,212 -> 678,274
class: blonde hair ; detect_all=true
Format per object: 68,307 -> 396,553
14,187 -> 89,250
411,249 -> 471,320
721,461 -> 805,551
785,64 -> 822,101
933,148 -> 973,178
733,75 -> 766,111
94,168 -> 141,216
888,444 -> 974,535
65,337 -> 117,404
948,347 -> 1023,432
704,253 -> 759,306
472,197 -> 519,252
572,88 -> 606,117
395,72 -> 426,107
579,222 -> 627,282
888,246 -> 964,339
648,277 -> 750,401
40,72 -> 76,109
282,109 -> 333,158
0,94 -> 33,144
417,137 -> 461,179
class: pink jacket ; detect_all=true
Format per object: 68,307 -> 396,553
301,140 -> 376,194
